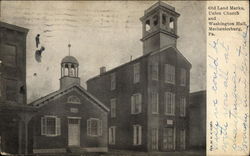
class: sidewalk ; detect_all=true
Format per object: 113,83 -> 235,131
103,149 -> 205,156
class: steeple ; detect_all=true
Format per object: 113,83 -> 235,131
140,1 -> 180,54
60,44 -> 80,89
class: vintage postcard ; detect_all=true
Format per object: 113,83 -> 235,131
0,0 -> 249,156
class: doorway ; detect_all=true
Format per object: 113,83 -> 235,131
68,118 -> 80,146
162,127 -> 175,151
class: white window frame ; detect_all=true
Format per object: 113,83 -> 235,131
131,93 -> 142,114
87,118 -> 102,137
133,63 -> 140,83
133,125 -> 142,145
180,129 -> 186,150
152,62 -> 159,81
180,97 -> 186,117
41,115 -> 61,137
109,126 -> 116,145
165,92 -> 175,116
151,91 -> 159,114
164,64 -> 175,84
110,73 -> 116,90
180,68 -> 186,86
110,98 -> 116,118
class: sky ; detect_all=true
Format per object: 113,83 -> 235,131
1,1 -> 206,103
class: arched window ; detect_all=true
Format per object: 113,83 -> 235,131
169,17 -> 174,30
67,95 -> 80,104
69,68 -> 75,77
153,15 -> 158,26
65,64 -> 69,76
145,20 -> 151,32
162,14 -> 166,25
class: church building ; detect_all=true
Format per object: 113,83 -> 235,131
87,1 -> 191,152
28,51 -> 109,154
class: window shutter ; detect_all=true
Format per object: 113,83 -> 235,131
138,94 -> 142,113
172,93 -> 175,114
139,126 -> 142,145
114,127 -> 116,144
98,120 -> 102,136
131,96 -> 134,114
172,66 -> 175,83
164,64 -> 168,82
133,126 -> 136,145
41,117 -> 45,135
109,127 -> 111,144
56,117 -> 61,136
87,120 -> 91,136
184,98 -> 186,116
164,92 -> 167,114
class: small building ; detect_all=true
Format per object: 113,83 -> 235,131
28,54 -> 109,154
189,90 -> 206,150
87,2 -> 191,152
0,21 -> 35,154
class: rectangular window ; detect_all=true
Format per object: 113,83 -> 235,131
41,116 -> 61,136
165,92 -> 175,115
6,79 -> 17,102
3,44 -> 17,67
151,128 -> 158,150
164,64 -> 175,84
180,68 -> 186,86
152,62 -> 159,80
110,73 -> 116,90
133,63 -> 140,83
87,118 -> 102,137
133,125 -> 142,145
180,97 -> 186,117
109,126 -> 116,145
131,93 -> 142,114
110,98 -> 116,118
151,92 -> 159,114
180,129 -> 186,150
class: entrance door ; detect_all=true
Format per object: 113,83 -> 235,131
163,127 -> 175,151
68,119 -> 80,146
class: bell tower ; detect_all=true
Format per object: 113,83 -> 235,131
60,44 -> 80,89
140,1 -> 180,54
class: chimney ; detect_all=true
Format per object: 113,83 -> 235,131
100,66 -> 106,75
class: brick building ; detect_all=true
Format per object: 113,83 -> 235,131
0,22 -> 35,154
87,1 -> 191,152
28,54 -> 109,154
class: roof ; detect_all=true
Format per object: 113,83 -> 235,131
87,46 -> 192,82
29,84 -> 109,112
190,90 -> 206,96
0,102 -> 36,112
0,21 -> 29,33
61,56 -> 79,65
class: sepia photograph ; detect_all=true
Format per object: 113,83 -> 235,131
0,0 -> 226,155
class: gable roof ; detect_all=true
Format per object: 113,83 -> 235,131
28,84 -> 109,112
151,46 -> 192,68
87,46 -> 191,82
0,21 -> 29,33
